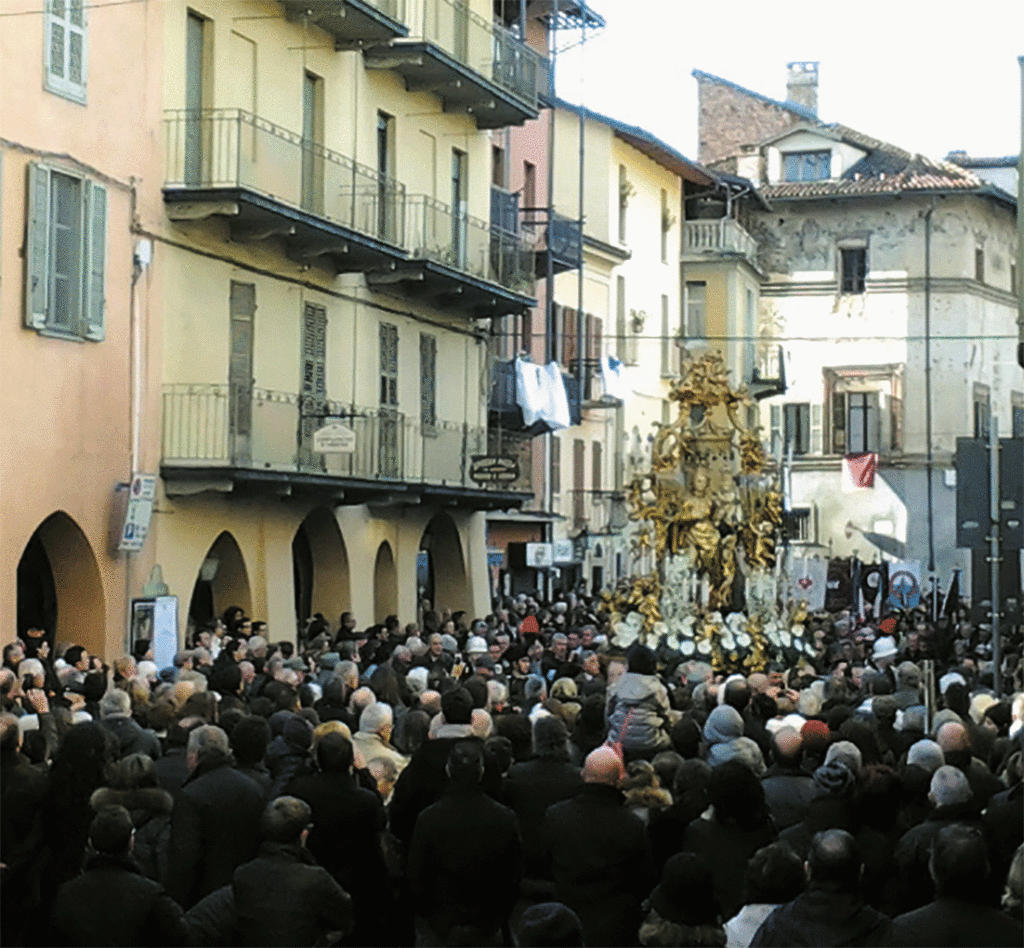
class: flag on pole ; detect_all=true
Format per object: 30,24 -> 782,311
788,556 -> 828,612
842,452 -> 878,492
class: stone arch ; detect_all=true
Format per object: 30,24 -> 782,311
292,507 -> 350,627
373,541 -> 397,623
419,512 -> 469,615
16,511 -> 105,655
188,531 -> 252,628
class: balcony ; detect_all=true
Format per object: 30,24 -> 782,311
682,218 -> 760,271
368,195 -> 535,317
749,344 -> 787,400
163,109 -> 406,272
521,206 -> 583,277
364,0 -> 542,128
280,0 -> 408,49
161,384 -> 529,510
487,359 -> 581,435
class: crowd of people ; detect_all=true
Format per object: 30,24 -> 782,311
1,590 -> 1022,947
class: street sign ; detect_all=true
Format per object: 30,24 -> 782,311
313,423 -> 356,453
119,473 -> 157,552
469,455 -> 519,485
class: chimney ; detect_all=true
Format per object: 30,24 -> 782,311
786,61 -> 818,116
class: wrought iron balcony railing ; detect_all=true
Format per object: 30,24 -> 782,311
163,109 -> 405,248
407,195 -> 535,294
162,384 -> 499,489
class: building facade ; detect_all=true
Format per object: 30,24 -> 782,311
695,65 -> 1021,590
1,0 -> 164,657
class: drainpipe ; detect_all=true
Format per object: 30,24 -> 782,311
543,1 -> 558,597
924,204 -> 936,580
1017,56 -> 1023,368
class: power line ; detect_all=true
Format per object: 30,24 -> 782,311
0,0 -> 149,16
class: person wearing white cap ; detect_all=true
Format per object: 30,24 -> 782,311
870,635 -> 898,691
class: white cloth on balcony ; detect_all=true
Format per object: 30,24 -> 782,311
515,358 -> 570,430
601,354 -> 629,402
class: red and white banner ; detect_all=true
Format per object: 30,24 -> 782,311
842,452 -> 877,492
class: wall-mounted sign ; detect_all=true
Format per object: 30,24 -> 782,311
469,455 -> 519,485
313,423 -> 356,453
552,539 -> 575,563
119,473 -> 157,552
525,542 -> 553,568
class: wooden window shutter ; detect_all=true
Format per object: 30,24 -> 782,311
83,180 -> 106,340
810,403 -> 823,455
550,303 -> 561,364
890,393 -> 903,452
520,309 -> 532,355
550,435 -> 561,494
831,391 -> 847,455
25,163 -> 51,329
770,404 -> 782,457
564,307 -> 577,365
591,315 -> 603,361
592,440 -> 602,492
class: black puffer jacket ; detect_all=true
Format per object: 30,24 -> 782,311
90,785 -> 173,883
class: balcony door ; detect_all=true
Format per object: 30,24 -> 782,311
229,282 -> 255,466
184,12 -> 206,185
377,111 -> 396,242
451,148 -> 467,269
301,71 -> 324,214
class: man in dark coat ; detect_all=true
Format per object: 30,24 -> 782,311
543,745 -> 656,947
890,764 -> 984,913
285,732 -> 390,946
232,795 -> 354,947
761,725 -> 820,830
501,715 -> 583,882
887,824 -> 1023,946
750,829 -> 890,947
165,725 -> 264,908
389,686 -> 480,845
407,739 -> 522,946
50,804 -> 189,946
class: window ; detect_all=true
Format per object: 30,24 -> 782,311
377,112 -> 396,242
973,385 -> 991,439
617,164 -> 628,243
684,281 -> 706,339
840,247 -> 867,294
379,323 -> 399,408
592,440 -> 603,493
299,302 -> 327,468
787,507 -> 816,543
491,145 -> 505,188
523,161 -> 536,210
783,150 -> 831,182
550,435 -> 561,494
975,247 -> 985,284
184,12 -> 209,186
301,72 -> 324,214
782,403 -> 811,455
419,334 -> 437,431
46,0 -> 87,103
24,164 -> 106,340
826,366 -> 903,455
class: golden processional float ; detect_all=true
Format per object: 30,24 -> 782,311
601,352 -> 817,673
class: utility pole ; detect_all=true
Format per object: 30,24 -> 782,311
989,416 -> 1002,695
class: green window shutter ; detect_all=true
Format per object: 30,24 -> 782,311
770,404 -> 781,457
831,392 -> 846,455
83,180 -> 106,340
25,163 -> 51,329
810,403 -> 823,455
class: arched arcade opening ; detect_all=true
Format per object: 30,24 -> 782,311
292,508 -> 350,630
16,512 -> 105,655
188,531 -> 252,630
373,541 -> 397,624
419,512 -> 469,615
